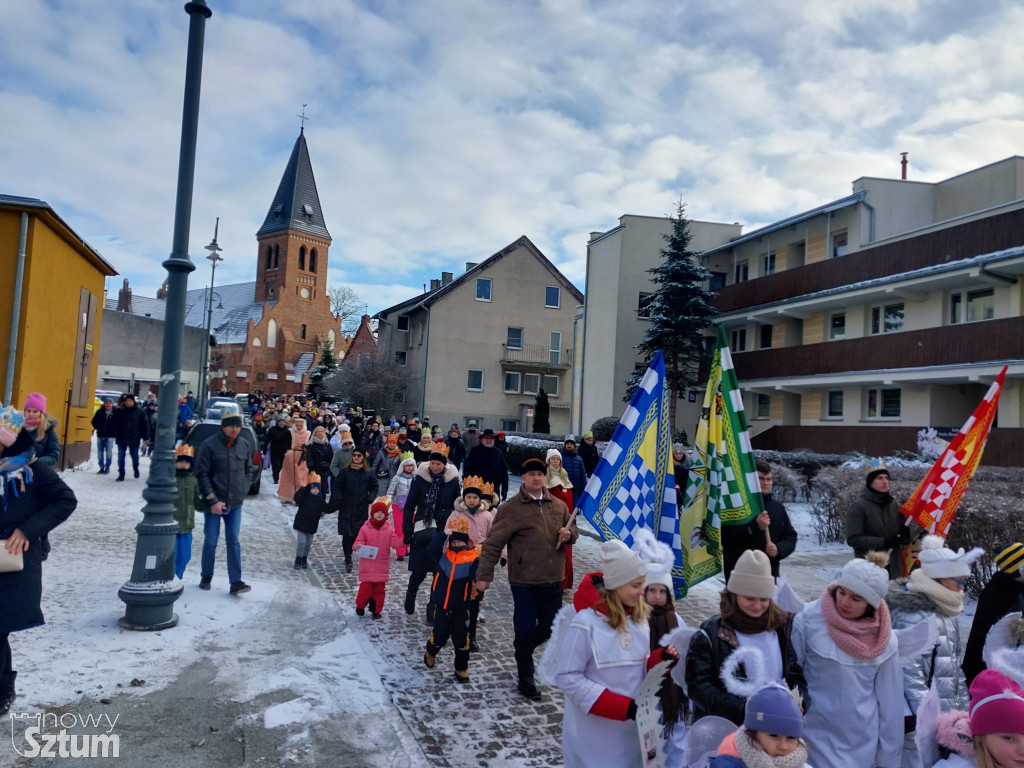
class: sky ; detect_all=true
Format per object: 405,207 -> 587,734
3,0 -> 1024,315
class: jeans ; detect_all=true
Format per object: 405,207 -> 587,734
96,437 -> 114,469
117,443 -> 140,474
201,507 -> 242,584
296,531 -> 314,558
510,583 -> 562,681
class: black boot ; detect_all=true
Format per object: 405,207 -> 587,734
294,557 -> 303,570
116,471 -> 125,481
0,672 -> 16,716
404,588 -> 416,615
133,466 -> 140,478
300,556 -> 308,569
345,556 -> 353,573
367,598 -> 377,615
517,677 -> 542,701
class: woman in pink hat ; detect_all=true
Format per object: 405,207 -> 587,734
21,393 -> 61,468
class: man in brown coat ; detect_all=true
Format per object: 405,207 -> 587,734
476,457 -> 578,701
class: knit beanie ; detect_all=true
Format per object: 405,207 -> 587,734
727,550 -> 775,599
994,542 -> 1024,575
744,683 -> 804,738
969,669 -> 1024,736
370,497 -> 390,516
835,555 -> 889,608
644,568 -> 674,592
23,392 -> 47,413
918,535 -> 983,580
545,448 -> 561,464
221,405 -> 243,428
600,539 -> 647,590
864,457 -> 889,488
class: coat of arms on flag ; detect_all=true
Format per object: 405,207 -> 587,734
577,351 -> 685,596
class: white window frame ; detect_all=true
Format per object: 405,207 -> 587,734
829,311 -> 846,340
542,375 -> 560,397
545,286 -> 561,308
476,278 -> 492,302
523,373 -> 540,396
396,314 -> 410,332
761,252 -> 775,276
734,261 -> 749,284
833,230 -> 848,258
504,371 -> 521,393
467,369 -> 484,392
950,288 -> 995,324
730,328 -> 746,352
549,331 -> 562,364
865,387 -> 901,419
870,303 -> 904,335
506,327 -> 524,350
395,351 -> 407,366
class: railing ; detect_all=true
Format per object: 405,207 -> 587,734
501,343 -> 571,367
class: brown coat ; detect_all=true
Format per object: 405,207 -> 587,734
477,485 -> 578,585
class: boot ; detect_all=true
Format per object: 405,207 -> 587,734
294,557 -> 303,570
404,588 -> 416,616
0,672 -> 16,716
423,646 -> 437,669
199,574 -> 212,590
454,669 -> 469,683
116,471 -> 125,481
356,606 -> 365,617
517,678 -> 542,701
396,555 -> 404,562
345,556 -> 353,573
133,466 -> 140,478
367,598 -> 377,615
372,612 -> 382,620
300,556 -> 308,569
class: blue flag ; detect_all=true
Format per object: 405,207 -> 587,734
577,352 -> 684,596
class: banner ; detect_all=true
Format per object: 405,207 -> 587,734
577,352 -> 684,596
678,326 -> 763,592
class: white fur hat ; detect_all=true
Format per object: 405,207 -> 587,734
601,540 -> 647,590
836,555 -> 889,608
918,535 -> 984,580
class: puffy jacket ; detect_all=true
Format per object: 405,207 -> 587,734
477,485 -> 578,585
194,429 -> 256,510
444,496 -> 494,547
91,407 -> 118,438
963,571 -> 1024,684
332,465 -> 378,538
386,461 -> 416,504
354,517 -> 403,582
292,484 -> 329,535
560,449 -> 587,505
887,580 -> 968,712
846,486 -> 905,579
28,419 -> 62,467
427,532 -> 478,610
173,471 -> 201,533
114,403 -> 150,446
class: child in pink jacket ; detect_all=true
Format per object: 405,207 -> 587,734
353,497 -> 404,619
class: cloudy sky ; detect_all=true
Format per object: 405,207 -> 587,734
3,0 -> 1023,314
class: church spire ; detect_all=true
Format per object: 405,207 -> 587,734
256,131 -> 331,241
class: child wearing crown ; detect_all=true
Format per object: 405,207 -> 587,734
292,472 -> 329,570
353,497 -> 405,618
424,517 -> 479,682
173,444 -> 202,579
445,476 -> 494,652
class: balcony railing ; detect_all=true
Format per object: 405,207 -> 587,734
501,343 -> 571,368
729,316 -> 1024,381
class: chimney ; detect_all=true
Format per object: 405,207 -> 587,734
430,278 -> 441,291
901,152 -> 908,180
465,262 -> 478,272
441,271 -> 453,285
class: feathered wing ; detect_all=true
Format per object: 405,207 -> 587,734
983,612 -> 1024,687
632,527 -> 675,571
895,615 -> 939,663
666,623 -> 698,693
914,683 -> 942,768
719,645 -> 767,699
537,603 -> 576,687
773,575 -> 807,616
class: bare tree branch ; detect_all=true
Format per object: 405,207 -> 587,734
327,285 -> 364,335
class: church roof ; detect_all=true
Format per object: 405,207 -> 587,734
183,280 -> 266,345
256,130 -> 331,241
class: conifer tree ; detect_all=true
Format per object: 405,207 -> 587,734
307,340 -> 339,400
533,388 -> 551,434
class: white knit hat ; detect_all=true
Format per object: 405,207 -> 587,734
918,535 -> 984,580
644,568 -> 674,592
545,448 -> 561,464
727,550 -> 775,599
835,556 -> 889,608
601,540 -> 647,590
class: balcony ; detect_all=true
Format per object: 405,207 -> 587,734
730,316 -> 1024,381
500,343 -> 571,370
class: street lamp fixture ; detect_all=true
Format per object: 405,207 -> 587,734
198,219 -> 224,409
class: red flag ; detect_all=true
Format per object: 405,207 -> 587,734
901,366 -> 1007,537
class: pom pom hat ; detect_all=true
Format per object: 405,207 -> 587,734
918,535 -> 984,580
600,539 -> 647,590
836,554 -> 890,608
968,669 -> 1024,736
727,549 -> 775,599
370,496 -> 390,516
744,683 -> 804,738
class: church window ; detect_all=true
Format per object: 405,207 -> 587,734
252,337 -> 262,347
265,246 -> 272,269
327,329 -> 335,348
309,249 -> 317,273
267,319 -> 277,348
299,246 -> 306,271
301,324 -> 307,340
273,245 -> 280,268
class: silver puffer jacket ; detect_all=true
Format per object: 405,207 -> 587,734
887,580 -> 968,713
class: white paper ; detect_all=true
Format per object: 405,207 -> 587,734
636,659 -> 671,768
354,546 -> 379,559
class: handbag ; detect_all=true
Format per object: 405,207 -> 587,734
411,517 -> 437,545
0,540 -> 25,573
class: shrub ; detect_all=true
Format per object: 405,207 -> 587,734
504,436 -> 561,476
591,416 -> 619,442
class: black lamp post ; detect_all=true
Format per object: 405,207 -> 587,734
119,0 -> 212,630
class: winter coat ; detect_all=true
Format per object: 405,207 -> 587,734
113,403 -> 150,447
426,532 -> 479,611
444,435 -> 467,468
930,755 -> 974,768
292,485 -> 329,535
361,429 -> 383,460
463,445 -> 509,500
354,518 -> 403,582
554,575 -> 651,768
477,485 -> 578,585
304,438 -> 334,480
887,580 -> 968,712
560,449 -> 587,507
846,486 -> 905,579
463,429 -> 480,451
329,446 -> 354,480
332,465 -> 378,538
685,614 -> 807,725
267,424 -> 292,459
194,428 -> 256,510
277,428 -> 309,501
91,406 -> 118,439
386,462 -> 416,506
372,450 -> 402,495
444,497 -> 494,547
791,598 -> 903,768
578,441 -> 600,477
173,470 -> 200,534
962,570 -> 1024,684
722,495 -> 798,579
0,461 -> 76,633
27,418 -> 62,467
402,461 -> 460,574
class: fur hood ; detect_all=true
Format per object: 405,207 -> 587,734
887,579 -> 935,613
413,460 -> 459,484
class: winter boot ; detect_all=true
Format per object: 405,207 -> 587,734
454,669 -> 469,683
367,598 -> 377,615
0,672 -> 16,716
116,471 -> 125,481
404,588 -> 416,616
424,641 -> 438,669
199,575 -> 212,590
294,557 -> 303,569
396,554 -> 404,562
229,581 -> 251,595
372,612 -> 382,620
356,606 -> 365,617
133,466 -> 140,478
345,556 -> 353,573
300,556 -> 308,569
517,678 -> 542,701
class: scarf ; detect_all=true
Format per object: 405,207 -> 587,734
648,604 -> 685,733
311,434 -> 328,445
423,469 -> 445,523
908,569 -> 965,616
370,514 -> 386,529
543,466 -> 572,489
735,728 -> 809,768
819,586 -> 892,659
385,443 -> 400,458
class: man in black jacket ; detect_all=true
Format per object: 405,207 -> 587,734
112,394 -> 149,481
721,461 -> 798,580
195,407 -> 257,595
463,429 -> 509,501
962,542 -> 1024,684
91,398 -> 117,474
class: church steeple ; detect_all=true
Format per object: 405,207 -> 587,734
256,131 -> 331,240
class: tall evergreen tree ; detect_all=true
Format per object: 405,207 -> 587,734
307,340 -> 340,400
624,200 -> 718,434
534,388 -> 551,434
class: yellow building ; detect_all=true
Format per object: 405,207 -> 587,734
0,195 -> 117,467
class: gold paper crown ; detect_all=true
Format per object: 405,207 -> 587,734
307,472 -> 322,485
482,481 -> 495,498
462,475 -> 485,492
449,517 -> 469,535
430,442 -> 450,458
175,444 -> 195,458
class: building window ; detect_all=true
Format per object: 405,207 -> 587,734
549,331 -> 562,364
734,261 -> 749,284
761,252 -> 775,275
833,231 -> 848,258
545,286 -> 561,308
638,292 -> 654,318
756,394 -> 770,419
467,369 -> 484,391
950,288 -> 994,324
418,322 -> 425,346
543,375 -> 559,397
826,390 -> 843,417
870,303 -> 904,335
309,248 -> 317,273
709,271 -> 726,291
395,351 -> 407,366
829,312 -> 846,340
501,419 -> 519,432
759,324 -> 772,349
267,319 -> 277,348
273,244 -> 280,268
476,278 -> 492,302
265,246 -> 272,269
523,373 -> 540,395
300,324 -> 307,340
504,372 -> 521,393
507,327 -> 523,350
299,246 -> 306,271
396,314 -> 410,332
730,328 -> 747,351
866,387 -> 901,419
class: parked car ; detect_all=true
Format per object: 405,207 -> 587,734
204,396 -> 237,421
183,420 -> 263,496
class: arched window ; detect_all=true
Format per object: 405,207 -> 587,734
327,329 -> 335,348
252,337 -> 262,347
273,245 -> 280,268
300,324 -> 307,340
265,246 -> 272,269
299,246 -> 306,271
267,319 -> 277,348
309,248 -> 318,274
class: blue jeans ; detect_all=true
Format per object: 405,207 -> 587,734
201,507 -> 242,584
96,437 -> 114,468
117,443 -> 140,473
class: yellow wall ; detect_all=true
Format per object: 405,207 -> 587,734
806,233 -> 827,264
800,391 -> 822,422
803,312 -> 825,345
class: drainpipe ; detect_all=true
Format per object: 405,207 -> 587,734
420,306 -> 430,419
861,198 -> 877,244
4,213 -> 29,404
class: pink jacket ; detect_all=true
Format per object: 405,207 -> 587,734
444,497 -> 494,548
354,518 -> 404,583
